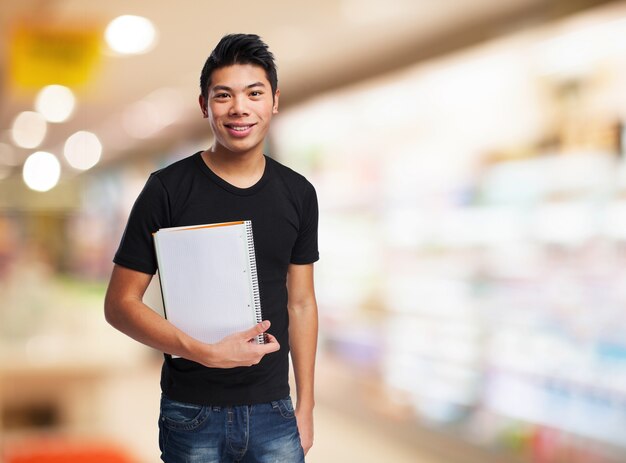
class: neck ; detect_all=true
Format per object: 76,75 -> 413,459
207,142 -> 264,166
201,147 -> 266,188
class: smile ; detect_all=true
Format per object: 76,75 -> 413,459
226,125 -> 252,131
224,123 -> 256,137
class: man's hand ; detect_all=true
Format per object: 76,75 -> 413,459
196,320 -> 280,368
295,407 -> 314,455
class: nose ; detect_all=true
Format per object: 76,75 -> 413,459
229,95 -> 249,116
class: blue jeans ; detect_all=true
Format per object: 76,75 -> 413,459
158,394 -> 305,463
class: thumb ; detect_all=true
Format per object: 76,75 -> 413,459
241,320 -> 270,340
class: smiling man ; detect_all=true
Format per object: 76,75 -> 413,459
105,34 -> 319,463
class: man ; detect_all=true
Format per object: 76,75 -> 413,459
105,33 -> 318,463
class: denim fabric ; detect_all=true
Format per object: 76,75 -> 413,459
159,394 -> 305,463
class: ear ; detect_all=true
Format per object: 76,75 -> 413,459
198,94 -> 208,118
272,89 -> 280,114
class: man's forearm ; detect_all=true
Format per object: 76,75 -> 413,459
105,289 -> 207,360
288,300 -> 318,409
104,265 -> 279,368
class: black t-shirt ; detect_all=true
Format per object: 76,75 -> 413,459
113,152 -> 319,406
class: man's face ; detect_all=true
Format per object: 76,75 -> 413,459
200,64 -> 279,156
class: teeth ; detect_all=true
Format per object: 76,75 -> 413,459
229,126 -> 250,131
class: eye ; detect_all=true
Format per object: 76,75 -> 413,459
214,93 -> 230,99
250,91 -> 263,97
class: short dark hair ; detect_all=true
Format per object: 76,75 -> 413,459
200,33 -> 278,104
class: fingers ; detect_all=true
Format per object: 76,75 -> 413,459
214,321 -> 279,367
240,322 -> 280,352
241,320 -> 271,341
243,333 -> 279,366
260,333 -> 280,353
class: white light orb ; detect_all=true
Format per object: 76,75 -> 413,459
105,15 -> 157,55
35,85 -> 76,123
64,131 -> 102,170
12,111 -> 47,149
23,151 -> 61,192
122,101 -> 161,138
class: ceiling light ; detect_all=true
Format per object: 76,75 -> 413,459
0,143 -> 19,166
145,87 -> 186,126
35,85 -> 76,123
11,111 -> 47,149
105,15 -> 157,55
341,0 -> 409,24
122,101 -> 161,138
23,151 -> 61,192
64,131 -> 102,170
0,143 -> 14,180
0,166 -> 11,180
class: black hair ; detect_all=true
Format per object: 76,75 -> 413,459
200,33 -> 278,104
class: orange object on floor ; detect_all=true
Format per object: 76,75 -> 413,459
3,438 -> 135,463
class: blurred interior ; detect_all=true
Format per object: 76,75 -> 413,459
2,1 -> 626,462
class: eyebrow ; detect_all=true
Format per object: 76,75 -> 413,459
211,82 -> 267,93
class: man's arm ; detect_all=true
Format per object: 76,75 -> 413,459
287,263 -> 318,456
104,264 -> 279,368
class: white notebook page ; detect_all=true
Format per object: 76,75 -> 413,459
154,222 -> 260,345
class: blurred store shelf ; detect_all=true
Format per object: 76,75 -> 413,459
313,351 -> 526,463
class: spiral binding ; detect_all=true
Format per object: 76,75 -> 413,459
244,220 -> 264,344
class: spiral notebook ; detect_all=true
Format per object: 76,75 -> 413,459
151,220 -> 264,345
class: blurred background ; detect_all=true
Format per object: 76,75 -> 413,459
1,0 -> 626,462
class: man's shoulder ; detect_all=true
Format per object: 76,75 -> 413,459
150,151 -> 201,183
267,156 -> 314,193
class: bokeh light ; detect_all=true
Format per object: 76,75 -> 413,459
105,15 -> 157,55
35,85 -> 76,123
11,111 -> 47,149
22,151 -> 61,192
64,131 -> 102,170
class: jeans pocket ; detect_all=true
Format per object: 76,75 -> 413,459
160,395 -> 210,431
272,396 -> 296,420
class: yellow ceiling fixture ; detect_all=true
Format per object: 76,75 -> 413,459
9,21 -> 102,89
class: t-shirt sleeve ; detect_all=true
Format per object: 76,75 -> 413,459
113,173 -> 171,274
290,182 -> 320,264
